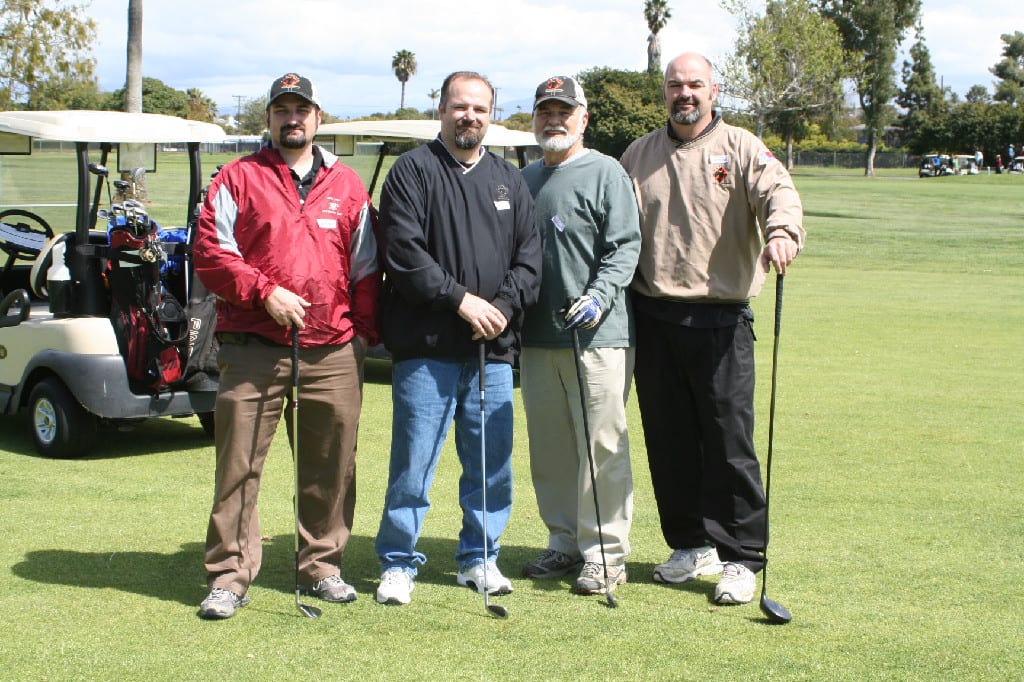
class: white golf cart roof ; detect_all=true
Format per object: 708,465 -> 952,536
0,110 -> 225,144
317,119 -> 538,149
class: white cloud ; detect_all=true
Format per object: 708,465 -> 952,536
87,0 -> 1015,119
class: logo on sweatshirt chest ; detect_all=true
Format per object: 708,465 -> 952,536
494,184 -> 511,211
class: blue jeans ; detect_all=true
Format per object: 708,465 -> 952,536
375,356 -> 514,575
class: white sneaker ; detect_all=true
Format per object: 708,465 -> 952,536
714,562 -> 756,605
652,546 -> 723,584
376,569 -> 414,605
456,560 -> 513,595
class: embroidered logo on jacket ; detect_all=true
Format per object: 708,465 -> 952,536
713,166 -> 729,184
494,184 -> 511,211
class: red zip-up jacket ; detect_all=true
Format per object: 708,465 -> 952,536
193,145 -> 380,347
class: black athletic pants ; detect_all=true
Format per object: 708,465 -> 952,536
633,307 -> 767,572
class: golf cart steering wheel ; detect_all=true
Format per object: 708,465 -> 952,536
0,209 -> 55,273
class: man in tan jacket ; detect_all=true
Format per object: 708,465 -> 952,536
620,52 -> 804,607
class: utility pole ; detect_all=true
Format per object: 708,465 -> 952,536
232,95 -> 246,128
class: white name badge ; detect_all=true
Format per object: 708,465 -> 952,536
494,200 -> 511,211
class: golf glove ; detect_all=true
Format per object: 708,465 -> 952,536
564,295 -> 602,330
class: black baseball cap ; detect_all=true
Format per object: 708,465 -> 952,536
267,73 -> 321,109
534,76 -> 587,109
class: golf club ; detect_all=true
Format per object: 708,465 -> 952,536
291,325 -> 322,620
570,326 -> 617,608
760,274 -> 792,624
477,341 -> 508,619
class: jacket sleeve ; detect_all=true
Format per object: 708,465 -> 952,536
348,201 -> 382,346
492,171 -> 541,326
379,156 -> 468,311
192,168 -> 277,307
585,164 -> 641,309
743,142 -> 805,249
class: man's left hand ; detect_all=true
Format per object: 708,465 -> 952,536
762,233 -> 799,275
564,295 -> 602,330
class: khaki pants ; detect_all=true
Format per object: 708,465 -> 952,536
204,338 -> 364,595
520,345 -> 634,565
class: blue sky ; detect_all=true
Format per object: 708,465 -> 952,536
88,0 -> 1016,120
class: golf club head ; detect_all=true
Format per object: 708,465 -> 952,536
296,601 -> 323,619
604,591 -> 618,609
759,595 -> 792,624
485,602 -> 509,619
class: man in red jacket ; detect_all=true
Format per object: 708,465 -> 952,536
193,73 -> 381,619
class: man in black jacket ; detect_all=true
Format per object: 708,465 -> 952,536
373,71 -> 541,606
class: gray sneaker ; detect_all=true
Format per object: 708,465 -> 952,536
303,575 -> 357,603
199,587 -> 249,620
652,546 -> 723,584
522,549 -> 584,579
573,561 -> 627,595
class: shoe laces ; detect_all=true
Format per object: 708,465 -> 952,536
207,587 -> 237,603
381,570 -> 409,587
721,563 -> 748,580
316,575 -> 344,589
580,562 -> 603,579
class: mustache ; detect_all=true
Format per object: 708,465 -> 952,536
542,125 -> 569,134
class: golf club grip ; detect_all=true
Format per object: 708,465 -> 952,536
774,274 -> 784,336
478,341 -> 486,392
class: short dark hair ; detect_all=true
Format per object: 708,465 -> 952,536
439,71 -> 494,110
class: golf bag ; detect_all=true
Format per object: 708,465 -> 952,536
107,223 -> 189,392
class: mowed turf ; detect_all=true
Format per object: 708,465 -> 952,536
0,166 -> 1021,681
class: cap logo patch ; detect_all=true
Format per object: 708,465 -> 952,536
545,77 -> 564,93
280,73 -> 301,88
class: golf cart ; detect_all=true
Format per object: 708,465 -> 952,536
918,153 -> 953,177
1009,156 -> 1024,174
315,119 -> 540,196
952,154 -> 979,175
0,110 -> 224,458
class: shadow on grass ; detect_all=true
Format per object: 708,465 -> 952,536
0,413 -> 212,460
11,533 -> 716,611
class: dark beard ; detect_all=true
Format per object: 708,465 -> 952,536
454,125 -> 482,149
670,99 -> 702,125
279,127 -> 307,149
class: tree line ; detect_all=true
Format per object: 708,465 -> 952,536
3,0 -> 1022,173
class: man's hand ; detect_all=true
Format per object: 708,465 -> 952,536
563,294 -> 602,330
458,292 -> 508,340
264,286 -> 311,328
762,232 -> 799,275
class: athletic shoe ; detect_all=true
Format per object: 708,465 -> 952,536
573,561 -> 627,594
304,575 -> 357,603
457,560 -> 513,595
714,562 -> 756,605
198,587 -> 249,620
522,549 -> 584,579
376,569 -> 414,605
652,546 -> 723,584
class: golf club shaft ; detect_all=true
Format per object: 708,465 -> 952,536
292,325 -> 321,618
570,327 -> 616,607
477,341 -> 508,618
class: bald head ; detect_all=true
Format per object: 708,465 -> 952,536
663,52 -> 719,136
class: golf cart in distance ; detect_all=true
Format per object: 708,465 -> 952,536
0,111 -> 224,458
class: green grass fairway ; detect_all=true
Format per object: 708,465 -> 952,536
1,165 -> 1022,680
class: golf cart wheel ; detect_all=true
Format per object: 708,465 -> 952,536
28,377 -> 97,459
197,412 -> 215,439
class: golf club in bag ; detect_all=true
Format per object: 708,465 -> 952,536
291,326 -> 322,620
477,341 -> 508,619
570,326 -> 618,608
760,274 -> 792,624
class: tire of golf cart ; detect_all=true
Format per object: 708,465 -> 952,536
28,377 -> 98,459
197,411 -> 215,439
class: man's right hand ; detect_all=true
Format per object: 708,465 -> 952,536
264,286 -> 311,328
458,292 -> 508,340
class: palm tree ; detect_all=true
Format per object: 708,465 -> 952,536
644,0 -> 672,76
391,49 -> 417,110
126,0 -> 143,113
185,88 -> 217,122
428,88 -> 440,118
